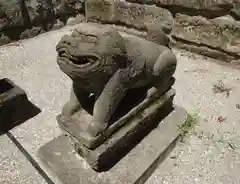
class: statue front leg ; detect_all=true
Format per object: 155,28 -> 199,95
61,82 -> 89,117
148,49 -> 177,98
87,69 -> 129,137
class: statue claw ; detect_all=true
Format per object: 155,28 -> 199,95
87,120 -> 108,137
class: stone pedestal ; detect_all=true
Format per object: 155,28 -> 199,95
38,105 -> 188,184
73,89 -> 175,171
57,86 -> 176,170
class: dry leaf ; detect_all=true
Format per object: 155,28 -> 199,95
217,116 -> 227,123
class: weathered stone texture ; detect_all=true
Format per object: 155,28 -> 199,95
20,26 -> 45,39
0,0 -> 24,31
0,0 -> 239,63
0,33 -> 11,45
25,0 -> 55,29
231,7 -> 240,20
171,14 -> 240,62
54,0 -> 84,21
86,0 -> 174,32
0,0 -> 55,32
0,0 -> 85,44
126,0 -> 238,18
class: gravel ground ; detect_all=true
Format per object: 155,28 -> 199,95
147,50 -> 240,184
0,25 -> 240,184
0,135 -> 46,184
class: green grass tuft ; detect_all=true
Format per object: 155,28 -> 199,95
178,113 -> 197,137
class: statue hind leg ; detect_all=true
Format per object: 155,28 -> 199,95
148,49 -> 177,98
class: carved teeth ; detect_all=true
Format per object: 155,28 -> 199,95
70,56 -> 90,65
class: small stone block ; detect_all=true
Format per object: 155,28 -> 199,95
0,78 -> 27,106
38,106 -> 188,184
0,78 -> 27,130
0,78 -> 40,133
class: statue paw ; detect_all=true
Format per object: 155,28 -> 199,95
87,120 -> 108,137
147,87 -> 158,98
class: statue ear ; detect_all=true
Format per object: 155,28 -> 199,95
146,21 -> 172,47
145,30 -> 170,47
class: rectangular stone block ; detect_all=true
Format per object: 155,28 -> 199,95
0,78 -> 40,133
85,0 -> 173,31
73,89 -> 175,171
171,14 -> 240,62
38,106 -> 188,184
0,78 -> 27,114
125,0 -> 236,13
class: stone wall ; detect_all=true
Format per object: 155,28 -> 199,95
0,0 -> 85,44
85,0 -> 240,63
1,0 -> 240,63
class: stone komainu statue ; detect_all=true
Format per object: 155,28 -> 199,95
56,23 -> 177,138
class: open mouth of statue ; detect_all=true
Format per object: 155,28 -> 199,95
58,50 -> 99,67
70,55 -> 98,65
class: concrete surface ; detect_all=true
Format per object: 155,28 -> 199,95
0,24 -> 239,184
38,106 -> 187,184
0,134 -> 46,184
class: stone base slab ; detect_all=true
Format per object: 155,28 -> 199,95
38,106 -> 188,184
73,89 -> 175,171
